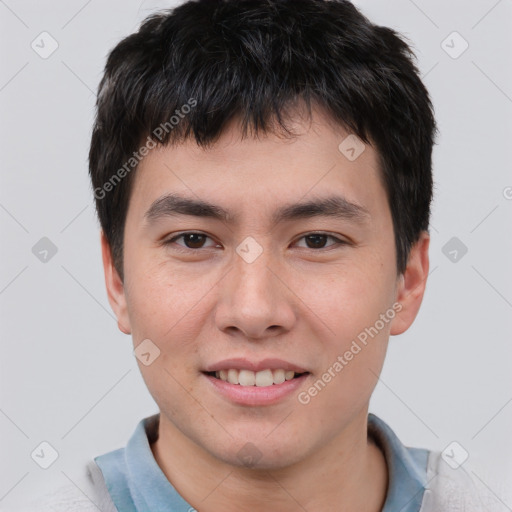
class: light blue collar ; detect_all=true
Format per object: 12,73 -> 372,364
95,412 -> 428,511
368,413 -> 429,511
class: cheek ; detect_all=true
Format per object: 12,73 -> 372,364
124,257 -> 207,343
125,265 -> 204,420
123,266 -> 209,413
296,261 -> 394,408
298,323 -> 390,429
312,260 -> 396,339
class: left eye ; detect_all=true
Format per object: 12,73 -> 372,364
295,233 -> 345,249
165,232 -> 345,251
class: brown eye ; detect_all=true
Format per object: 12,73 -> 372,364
165,232 -> 217,250
295,233 -> 346,250
304,234 -> 329,249
180,233 -> 207,249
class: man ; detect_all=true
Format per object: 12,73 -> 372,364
14,0 -> 505,510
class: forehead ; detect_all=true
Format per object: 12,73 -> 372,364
127,107 -> 388,228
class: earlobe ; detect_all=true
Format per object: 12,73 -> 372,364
100,232 -> 132,335
390,231 -> 430,336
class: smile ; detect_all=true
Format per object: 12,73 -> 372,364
206,369 -> 308,387
203,370 -> 310,406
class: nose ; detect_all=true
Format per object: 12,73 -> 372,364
214,243 -> 297,340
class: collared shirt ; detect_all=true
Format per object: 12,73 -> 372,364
10,413 -> 503,512
91,413 -> 433,511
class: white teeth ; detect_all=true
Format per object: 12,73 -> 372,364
238,370 -> 256,386
273,369 -> 285,384
227,369 -> 239,385
255,369 -> 274,387
212,368 -> 305,387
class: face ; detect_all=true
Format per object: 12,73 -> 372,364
102,107 -> 429,470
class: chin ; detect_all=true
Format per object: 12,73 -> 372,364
207,436 -> 308,471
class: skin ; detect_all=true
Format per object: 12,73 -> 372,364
102,105 -> 429,512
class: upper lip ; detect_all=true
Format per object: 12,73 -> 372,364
203,358 -> 309,373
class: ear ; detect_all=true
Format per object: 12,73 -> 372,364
101,231 -> 131,335
390,231 -> 430,335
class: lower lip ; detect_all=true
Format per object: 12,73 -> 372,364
203,373 -> 310,406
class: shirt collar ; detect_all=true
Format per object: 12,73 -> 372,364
368,413 -> 429,511
124,413 -> 192,510
96,412 -> 429,511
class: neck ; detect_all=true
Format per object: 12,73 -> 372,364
151,410 -> 388,512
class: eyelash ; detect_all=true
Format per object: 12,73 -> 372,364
163,231 -> 348,252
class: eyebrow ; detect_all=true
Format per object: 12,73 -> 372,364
144,192 -> 370,227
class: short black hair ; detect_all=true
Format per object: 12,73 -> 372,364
89,0 -> 437,281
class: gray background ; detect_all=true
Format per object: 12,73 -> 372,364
1,0 -> 511,508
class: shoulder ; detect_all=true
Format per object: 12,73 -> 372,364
5,483 -> 106,512
420,450 -> 508,512
4,461 -> 117,512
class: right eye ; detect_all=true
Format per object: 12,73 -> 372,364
163,232 -> 220,251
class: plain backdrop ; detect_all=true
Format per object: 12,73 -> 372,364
1,0 -> 511,508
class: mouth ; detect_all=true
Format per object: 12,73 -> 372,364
202,368 -> 311,406
203,369 -> 310,387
